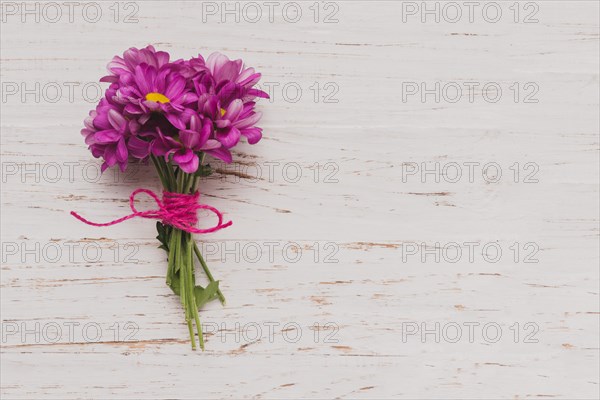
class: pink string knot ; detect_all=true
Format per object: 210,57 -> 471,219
70,188 -> 232,234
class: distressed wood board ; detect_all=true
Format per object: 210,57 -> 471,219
1,1 -> 599,399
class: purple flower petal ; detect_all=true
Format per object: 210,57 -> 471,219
173,149 -> 195,164
199,118 -> 212,145
225,99 -> 243,121
177,153 -> 199,173
104,147 -> 117,166
128,136 -> 150,159
189,113 -> 201,132
108,109 -> 127,132
165,113 -> 186,130
179,129 -> 200,150
95,129 -> 122,143
116,138 -> 128,162
247,88 -> 270,99
201,139 -> 221,151
206,147 -> 232,163
125,103 -> 143,115
233,111 -> 262,130
217,127 -> 241,148
215,119 -> 231,129
164,75 -> 185,99
241,127 -> 262,144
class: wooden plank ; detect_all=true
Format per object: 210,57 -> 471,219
1,1 -> 598,398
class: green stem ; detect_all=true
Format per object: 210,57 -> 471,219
163,157 -> 177,190
179,170 -> 206,349
190,152 -> 225,305
193,242 -> 226,305
188,235 -> 204,350
189,153 -> 205,192
150,155 -> 169,190
152,155 -> 221,349
180,232 -> 197,350
166,229 -> 176,287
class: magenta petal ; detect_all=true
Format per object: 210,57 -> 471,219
217,127 -> 241,148
166,113 -> 186,130
179,92 -> 198,104
83,131 -> 97,145
128,119 -> 140,134
203,96 -> 219,118
100,75 -> 118,83
199,118 -> 212,145
238,70 -> 259,86
206,147 -> 232,163
179,129 -> 200,150
160,133 -> 181,148
237,67 -> 255,82
84,112 -> 96,129
165,76 -> 186,99
241,127 -> 262,144
173,149 -> 195,164
116,138 -> 128,162
93,112 -> 111,130
189,114 -> 201,132
197,93 -> 209,110
125,103 -> 143,115
108,109 -> 127,131
95,129 -> 121,143
138,114 -> 151,125
234,112 -> 262,130
143,100 -> 163,111
104,147 -> 117,166
128,136 -> 150,159
218,81 -> 239,101
247,88 -> 270,99
178,154 -> 199,173
150,140 -> 168,157
201,139 -> 221,151
134,65 -> 152,95
215,119 -> 231,129
207,53 -> 229,74
226,99 -> 243,120
156,51 -> 170,66
91,146 -> 104,158
168,102 -> 185,113
217,60 -> 241,82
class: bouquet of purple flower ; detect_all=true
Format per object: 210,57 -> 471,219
72,46 -> 268,350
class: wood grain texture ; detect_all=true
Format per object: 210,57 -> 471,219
1,1 -> 598,398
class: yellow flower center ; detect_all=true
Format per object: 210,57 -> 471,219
220,108 -> 226,117
145,92 -> 170,103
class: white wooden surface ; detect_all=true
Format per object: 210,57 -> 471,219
1,1 -> 599,398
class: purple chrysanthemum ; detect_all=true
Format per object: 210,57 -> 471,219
115,64 -> 198,130
151,114 -> 223,173
101,45 -> 171,84
82,47 -> 268,173
199,97 -> 263,149
205,53 -> 268,102
81,97 -> 138,172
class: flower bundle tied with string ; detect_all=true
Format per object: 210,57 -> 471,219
72,46 -> 268,350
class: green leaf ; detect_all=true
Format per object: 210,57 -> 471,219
194,163 -> 213,177
155,222 -> 170,252
194,281 -> 220,309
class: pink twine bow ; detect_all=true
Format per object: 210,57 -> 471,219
70,189 -> 232,234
